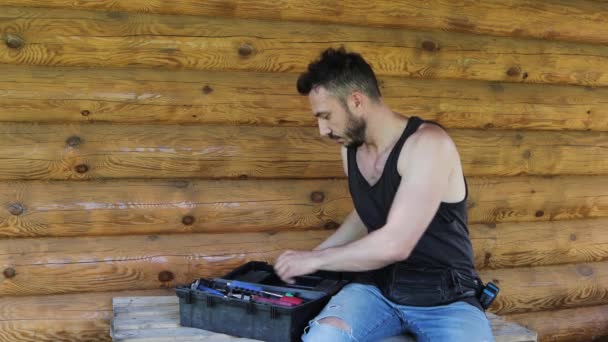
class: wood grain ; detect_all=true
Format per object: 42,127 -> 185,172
506,304 -> 608,342
1,65 -> 606,131
0,230 -> 331,297
3,6 -> 608,86
472,218 -> 608,270
483,261 -> 608,315
3,0 -> 608,45
1,228 -> 607,314
1,176 -> 606,238
0,123 -> 605,180
0,289 -> 173,342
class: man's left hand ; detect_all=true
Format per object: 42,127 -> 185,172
274,250 -> 321,284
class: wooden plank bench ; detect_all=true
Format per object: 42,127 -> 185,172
110,296 -> 537,342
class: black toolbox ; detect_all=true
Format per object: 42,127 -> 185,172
176,261 -> 351,342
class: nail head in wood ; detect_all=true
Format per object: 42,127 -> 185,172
81,110 -> 91,116
158,270 -> 174,282
535,210 -> 544,217
75,164 -> 89,174
182,215 -> 195,225
3,268 -> 16,279
5,34 -> 24,49
202,85 -> 213,94
8,203 -> 25,216
310,191 -> 325,203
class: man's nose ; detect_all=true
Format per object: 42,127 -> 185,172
318,119 -> 331,137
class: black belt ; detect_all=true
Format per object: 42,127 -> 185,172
375,264 -> 482,307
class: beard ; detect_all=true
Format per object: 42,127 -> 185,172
342,109 -> 366,148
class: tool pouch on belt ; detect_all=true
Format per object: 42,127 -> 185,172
376,263 -> 480,306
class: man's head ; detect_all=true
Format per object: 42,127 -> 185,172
297,48 -> 381,147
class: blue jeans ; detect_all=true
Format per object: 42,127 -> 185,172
302,283 -> 494,342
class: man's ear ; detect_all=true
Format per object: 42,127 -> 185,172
347,91 -> 365,116
351,91 -> 364,108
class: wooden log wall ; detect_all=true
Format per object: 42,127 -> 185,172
0,1 -> 607,341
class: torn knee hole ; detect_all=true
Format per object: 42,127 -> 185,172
317,316 -> 351,333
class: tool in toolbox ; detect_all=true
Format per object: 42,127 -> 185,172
189,277 -> 304,307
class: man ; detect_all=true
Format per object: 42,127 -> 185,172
274,48 -> 494,341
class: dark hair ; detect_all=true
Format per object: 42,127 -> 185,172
297,47 -> 381,103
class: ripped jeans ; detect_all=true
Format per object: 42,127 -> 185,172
302,283 -> 494,342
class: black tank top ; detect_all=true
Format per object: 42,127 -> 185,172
347,116 -> 476,273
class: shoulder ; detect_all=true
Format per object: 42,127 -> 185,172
397,122 -> 457,174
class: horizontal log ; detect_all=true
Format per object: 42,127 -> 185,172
0,289 -> 173,342
482,261 -> 608,315
4,0 -> 607,46
2,229 -> 608,316
0,230 -> 331,297
505,304 -> 608,342
471,218 -> 608,270
2,6 -> 608,86
1,65 -> 607,131
1,176 -> 606,238
0,123 -> 605,180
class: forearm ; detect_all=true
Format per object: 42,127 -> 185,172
315,226 -> 407,272
313,210 -> 367,251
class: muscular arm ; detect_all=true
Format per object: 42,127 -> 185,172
275,125 -> 457,282
315,125 -> 455,271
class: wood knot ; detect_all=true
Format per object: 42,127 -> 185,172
587,110 -> 591,115
202,85 -> 213,94
522,150 -> 531,159
421,40 -> 438,52
238,44 -> 254,57
484,252 -> 492,266
535,210 -> 544,217
569,234 -> 577,241
324,221 -> 339,229
310,191 -> 325,203
158,270 -> 174,282
5,34 -> 24,49
506,67 -> 520,77
75,164 -> 89,174
576,265 -> 593,277
66,136 -> 82,147
484,123 -> 495,129
182,215 -> 195,225
522,72 -> 529,80
3,268 -> 16,279
81,110 -> 91,116
8,203 -> 25,216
